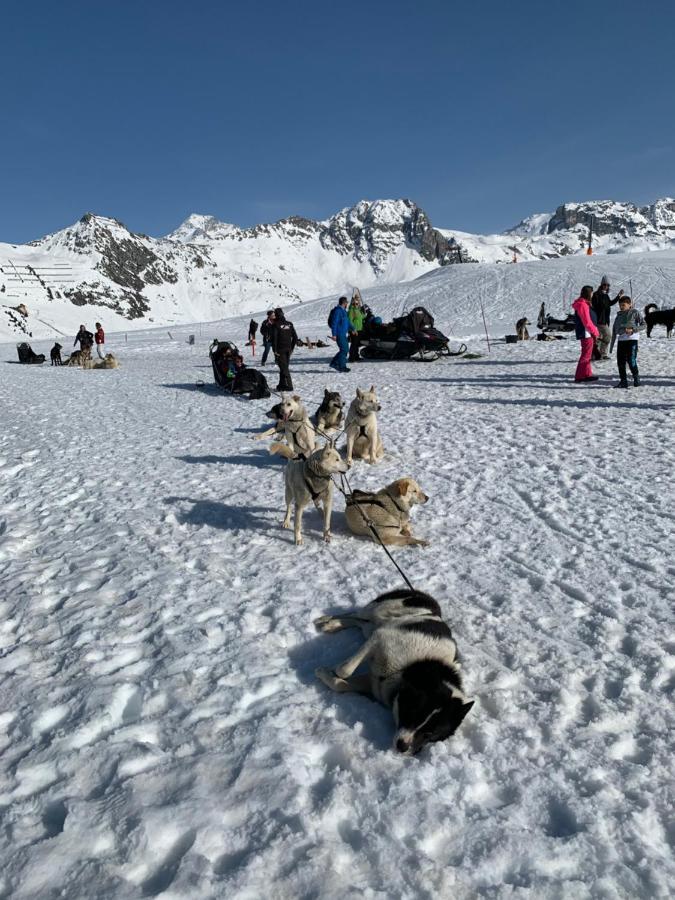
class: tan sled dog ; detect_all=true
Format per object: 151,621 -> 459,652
345,477 -> 429,546
271,441 -> 348,545
277,395 -> 316,458
345,386 -> 384,465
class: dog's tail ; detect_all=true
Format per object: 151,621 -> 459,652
269,442 -> 295,459
644,303 -> 658,316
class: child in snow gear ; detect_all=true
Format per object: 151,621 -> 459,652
572,286 -> 600,382
74,324 -> 94,362
329,297 -> 355,372
610,296 -> 644,388
260,310 -> 276,365
94,322 -> 105,359
592,276 -> 623,360
271,307 -> 298,391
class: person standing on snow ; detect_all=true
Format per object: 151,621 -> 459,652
348,290 -> 366,363
328,296 -> 355,373
592,275 -> 624,360
271,307 -> 298,391
74,324 -> 94,361
572,286 -> 600,383
610,295 -> 644,388
94,322 -> 105,359
260,309 -> 275,366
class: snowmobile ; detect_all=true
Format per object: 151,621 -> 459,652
209,340 -> 270,399
16,342 -> 45,364
359,306 -> 464,362
537,303 -> 576,333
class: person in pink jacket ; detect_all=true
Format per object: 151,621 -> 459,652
572,286 -> 600,382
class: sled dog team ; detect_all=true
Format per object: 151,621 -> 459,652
253,386 -> 472,755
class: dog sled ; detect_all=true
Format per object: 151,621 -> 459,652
359,306 -> 463,362
209,340 -> 270,399
16,342 -> 45,364
537,303 -> 576,333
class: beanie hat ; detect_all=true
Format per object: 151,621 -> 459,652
601,275 -> 610,285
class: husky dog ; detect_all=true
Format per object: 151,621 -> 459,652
315,588 -> 474,754
345,386 -> 384,465
270,441 -> 348,544
66,350 -> 83,367
92,353 -> 119,369
516,317 -> 531,341
644,303 -> 675,338
276,395 -> 316,458
50,343 -> 63,366
252,401 -> 285,442
314,389 -> 344,435
345,477 -> 429,546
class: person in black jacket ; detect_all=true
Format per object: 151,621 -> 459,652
271,307 -> 298,391
260,309 -> 276,366
592,276 -> 624,360
74,324 -> 94,361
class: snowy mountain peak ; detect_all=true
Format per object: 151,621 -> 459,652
166,214 -> 239,244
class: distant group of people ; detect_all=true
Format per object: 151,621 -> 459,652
573,276 -> 643,387
74,322 -> 106,360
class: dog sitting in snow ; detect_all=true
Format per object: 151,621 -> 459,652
314,389 -> 344,435
50,343 -> 63,366
315,588 -> 474,755
66,350 -> 84,367
345,477 -> 429,546
271,440 -> 348,544
94,353 -> 119,369
516,317 -> 531,341
345,386 -> 384,465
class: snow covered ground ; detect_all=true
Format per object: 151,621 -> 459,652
1,287 -> 674,897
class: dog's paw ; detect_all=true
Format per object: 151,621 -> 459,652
323,532 -> 331,543
295,536 -> 304,546
282,519 -> 291,530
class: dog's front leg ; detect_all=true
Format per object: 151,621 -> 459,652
345,429 -> 355,466
294,500 -> 307,545
369,427 -> 379,464
283,484 -> 293,530
315,668 -> 372,695
322,489 -> 333,543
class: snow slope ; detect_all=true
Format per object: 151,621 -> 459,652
3,197 -> 675,341
1,275 -> 673,896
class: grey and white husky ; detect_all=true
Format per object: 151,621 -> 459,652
315,588 -> 474,754
344,386 -> 384,465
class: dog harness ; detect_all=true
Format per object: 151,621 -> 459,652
303,458 -> 331,502
346,489 -> 407,526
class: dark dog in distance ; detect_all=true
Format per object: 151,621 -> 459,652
644,304 -> 675,338
51,343 -> 63,366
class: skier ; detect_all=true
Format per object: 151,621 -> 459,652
271,307 -> 298,391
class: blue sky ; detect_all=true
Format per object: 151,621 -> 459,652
1,0 -> 674,242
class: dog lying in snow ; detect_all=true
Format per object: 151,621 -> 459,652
83,353 -> 119,370
315,588 -> 474,754
252,395 -> 316,458
270,441 -> 348,544
345,477 -> 429,546
314,389 -> 344,435
345,386 -> 384,465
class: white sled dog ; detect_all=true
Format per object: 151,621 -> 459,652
345,386 -> 384,465
315,588 -> 474,755
345,477 -> 429,546
271,441 -> 348,545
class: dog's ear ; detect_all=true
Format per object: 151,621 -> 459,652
459,701 -> 475,723
356,388 -> 363,398
292,394 -> 301,402
324,388 -> 329,396
393,479 -> 408,497
369,385 -> 375,393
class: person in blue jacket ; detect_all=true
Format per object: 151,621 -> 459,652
328,296 -> 355,373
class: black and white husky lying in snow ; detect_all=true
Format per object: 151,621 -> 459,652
315,588 -> 474,755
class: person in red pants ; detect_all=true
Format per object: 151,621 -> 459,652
572,286 -> 600,383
